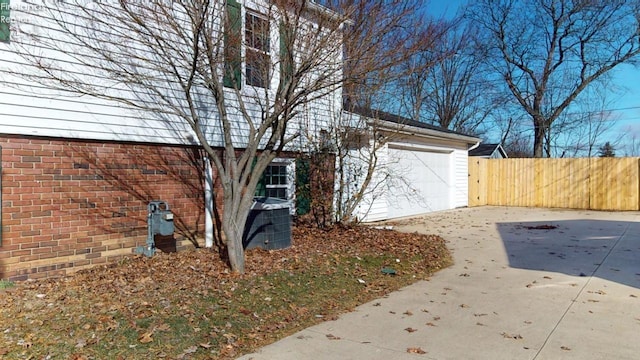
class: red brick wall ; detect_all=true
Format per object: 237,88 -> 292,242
0,136 -> 206,281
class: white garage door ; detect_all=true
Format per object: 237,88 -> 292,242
387,146 -> 452,219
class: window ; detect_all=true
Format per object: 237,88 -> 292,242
245,10 -> 270,88
263,163 -> 288,199
0,0 -> 9,43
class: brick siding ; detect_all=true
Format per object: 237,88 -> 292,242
0,136 -> 207,281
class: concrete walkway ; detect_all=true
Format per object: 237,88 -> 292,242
238,207 -> 640,360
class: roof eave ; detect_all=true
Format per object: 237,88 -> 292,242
371,119 -> 481,145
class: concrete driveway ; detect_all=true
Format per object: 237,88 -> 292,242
238,207 -> 640,360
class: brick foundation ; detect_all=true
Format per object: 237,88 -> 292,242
0,136 -> 207,281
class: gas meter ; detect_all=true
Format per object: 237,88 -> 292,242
136,201 -> 174,256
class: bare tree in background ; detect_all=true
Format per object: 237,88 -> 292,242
331,1 -> 449,224
10,0 -> 417,273
622,128 -> 640,156
395,19 -> 453,122
546,84 -> 620,157
468,0 -> 640,157
400,20 -> 501,136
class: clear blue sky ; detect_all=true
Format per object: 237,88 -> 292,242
426,0 -> 640,153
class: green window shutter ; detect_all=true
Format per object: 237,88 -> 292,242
0,0 -> 10,43
252,157 -> 267,197
224,0 -> 241,89
295,158 -> 310,215
255,173 -> 266,197
279,22 -> 293,91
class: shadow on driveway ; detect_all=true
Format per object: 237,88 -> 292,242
497,219 -> 640,290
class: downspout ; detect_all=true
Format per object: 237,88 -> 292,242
204,156 -> 214,248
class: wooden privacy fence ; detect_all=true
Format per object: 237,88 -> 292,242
468,157 -> 640,211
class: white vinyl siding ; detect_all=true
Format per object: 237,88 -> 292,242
347,143 -> 388,223
0,1 -> 340,149
453,149 -> 469,208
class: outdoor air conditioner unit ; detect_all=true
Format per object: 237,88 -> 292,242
242,197 -> 292,250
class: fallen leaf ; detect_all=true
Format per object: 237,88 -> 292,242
405,327 -> 418,333
501,332 -> 523,340
403,310 -> 413,316
156,323 -> 171,332
138,331 -> 154,344
561,346 -> 571,351
326,333 -> 341,340
177,345 -> 198,358
407,347 -> 426,354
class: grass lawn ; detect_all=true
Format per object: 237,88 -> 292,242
0,224 -> 451,359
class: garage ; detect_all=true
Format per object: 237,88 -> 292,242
386,144 -> 452,218
341,106 -> 480,222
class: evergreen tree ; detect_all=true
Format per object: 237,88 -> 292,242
598,142 -> 616,157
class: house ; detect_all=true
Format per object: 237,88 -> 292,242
339,106 -> 480,222
469,143 -> 508,159
0,0 -> 342,280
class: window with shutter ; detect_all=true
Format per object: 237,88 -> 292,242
245,10 -> 270,88
224,0 -> 242,88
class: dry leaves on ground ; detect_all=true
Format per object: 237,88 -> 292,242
0,223 -> 450,359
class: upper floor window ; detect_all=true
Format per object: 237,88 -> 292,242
245,10 -> 270,88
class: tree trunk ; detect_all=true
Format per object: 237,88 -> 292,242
223,209 -> 247,273
226,230 -> 245,273
533,119 -> 546,158
221,185 -> 253,274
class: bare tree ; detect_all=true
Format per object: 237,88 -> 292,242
9,0 -> 415,273
468,0 -> 640,157
545,84 -> 620,157
622,129 -> 640,157
395,19 -> 454,122
400,20 -> 501,136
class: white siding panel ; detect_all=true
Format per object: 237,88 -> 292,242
0,90 -> 192,143
356,144 -> 388,222
452,149 -> 469,208
0,1 -> 340,148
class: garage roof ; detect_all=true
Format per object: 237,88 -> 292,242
345,104 -> 480,145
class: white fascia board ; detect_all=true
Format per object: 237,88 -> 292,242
370,119 -> 481,147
